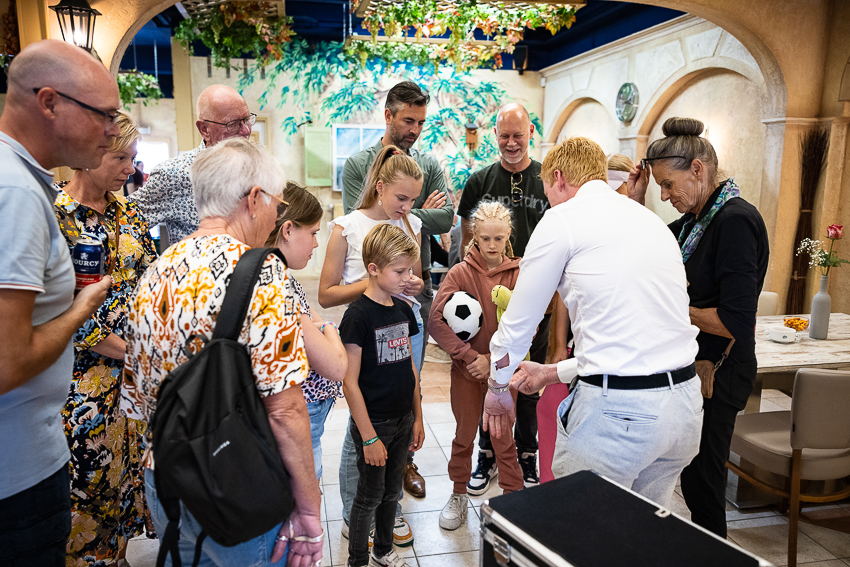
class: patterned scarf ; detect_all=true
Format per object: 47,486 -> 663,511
678,178 -> 740,263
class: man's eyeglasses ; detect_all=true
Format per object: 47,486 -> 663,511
33,88 -> 120,125
640,155 -> 687,171
203,113 -> 258,135
510,172 -> 523,206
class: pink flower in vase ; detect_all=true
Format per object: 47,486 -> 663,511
826,224 -> 843,240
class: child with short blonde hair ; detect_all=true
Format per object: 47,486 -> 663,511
429,201 -> 525,531
339,224 -> 425,567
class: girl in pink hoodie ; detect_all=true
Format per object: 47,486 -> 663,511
428,201 -> 524,531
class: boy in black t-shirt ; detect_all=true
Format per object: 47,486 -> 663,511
339,224 -> 426,567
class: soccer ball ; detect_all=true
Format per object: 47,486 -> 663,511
442,291 -> 483,342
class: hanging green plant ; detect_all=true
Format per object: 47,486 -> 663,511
117,71 -> 164,110
350,0 -> 576,72
174,2 -> 295,69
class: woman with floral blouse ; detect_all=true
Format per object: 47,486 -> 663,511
53,113 -> 157,566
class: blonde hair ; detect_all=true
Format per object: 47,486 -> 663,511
541,136 -> 607,187
464,201 -> 514,258
646,117 -> 719,187
607,154 -> 634,172
265,181 -> 324,247
356,144 -> 423,236
108,112 -> 140,153
362,223 -> 420,270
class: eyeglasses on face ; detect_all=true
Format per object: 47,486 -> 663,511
203,113 -> 258,135
510,172 -> 523,206
33,88 -> 120,125
243,188 -> 289,207
640,155 -> 687,171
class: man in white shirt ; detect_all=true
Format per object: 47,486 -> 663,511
482,136 -> 703,506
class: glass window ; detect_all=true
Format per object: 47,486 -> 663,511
332,124 -> 384,192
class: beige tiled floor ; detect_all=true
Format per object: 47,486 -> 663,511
126,277 -> 850,566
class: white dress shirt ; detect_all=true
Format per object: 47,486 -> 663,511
489,179 -> 699,385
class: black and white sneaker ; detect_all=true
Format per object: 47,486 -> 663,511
467,450 -> 497,496
519,452 -> 539,488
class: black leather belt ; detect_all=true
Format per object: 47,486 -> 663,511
579,363 -> 696,390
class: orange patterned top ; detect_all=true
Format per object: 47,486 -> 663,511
121,234 -> 308,467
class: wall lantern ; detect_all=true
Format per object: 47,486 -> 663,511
465,122 -> 479,152
49,0 -> 101,53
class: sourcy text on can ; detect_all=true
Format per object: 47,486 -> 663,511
72,237 -> 104,290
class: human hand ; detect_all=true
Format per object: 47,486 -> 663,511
482,389 -> 516,440
439,232 -> 451,252
466,354 -> 489,380
270,511 -> 324,566
402,274 -> 424,297
364,439 -> 387,466
74,276 -> 112,315
421,190 -> 448,210
627,163 -> 650,205
410,419 -> 425,451
510,360 -> 561,395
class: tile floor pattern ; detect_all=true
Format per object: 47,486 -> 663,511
125,278 -> 850,565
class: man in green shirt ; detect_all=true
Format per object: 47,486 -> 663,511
339,81 -> 453,543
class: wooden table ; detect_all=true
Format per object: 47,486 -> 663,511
731,312 -> 850,508
746,312 -> 850,413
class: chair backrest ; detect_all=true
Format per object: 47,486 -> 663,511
791,368 -> 850,450
757,291 -> 779,316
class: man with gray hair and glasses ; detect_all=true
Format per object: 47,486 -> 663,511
131,84 -> 256,243
0,39 -> 114,566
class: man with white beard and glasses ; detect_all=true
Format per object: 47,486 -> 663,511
457,103 -> 564,495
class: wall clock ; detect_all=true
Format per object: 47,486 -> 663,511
615,82 -> 639,122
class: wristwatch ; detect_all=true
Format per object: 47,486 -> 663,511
487,379 -> 509,394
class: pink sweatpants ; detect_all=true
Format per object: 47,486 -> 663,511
537,382 -> 571,483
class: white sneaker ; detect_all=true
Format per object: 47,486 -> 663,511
392,517 -> 414,547
341,521 -> 373,547
439,493 -> 468,530
370,548 -> 411,567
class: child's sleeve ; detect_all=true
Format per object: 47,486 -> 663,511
427,266 -> 479,366
403,303 -> 419,337
338,304 -> 368,347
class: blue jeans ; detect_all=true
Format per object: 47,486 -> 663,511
145,469 -> 288,566
552,375 -> 703,507
308,397 -> 335,480
348,413 -> 414,567
0,466 -> 70,567
340,307 -> 422,525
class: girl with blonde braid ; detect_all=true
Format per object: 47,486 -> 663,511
428,201 -> 524,531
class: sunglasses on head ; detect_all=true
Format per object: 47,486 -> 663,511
510,172 -> 523,206
640,155 -> 687,171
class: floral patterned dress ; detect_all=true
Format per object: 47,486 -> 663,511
53,184 -> 158,566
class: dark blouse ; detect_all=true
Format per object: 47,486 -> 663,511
668,182 -> 769,364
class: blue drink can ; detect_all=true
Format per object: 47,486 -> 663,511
72,237 -> 104,291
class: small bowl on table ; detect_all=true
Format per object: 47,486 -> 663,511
784,317 -> 809,332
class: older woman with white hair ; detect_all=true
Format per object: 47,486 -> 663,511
122,137 -> 323,566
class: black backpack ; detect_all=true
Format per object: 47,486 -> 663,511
151,247 -> 296,567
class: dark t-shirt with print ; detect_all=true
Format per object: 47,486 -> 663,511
339,295 -> 419,419
457,160 -> 549,257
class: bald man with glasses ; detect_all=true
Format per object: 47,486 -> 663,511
131,84 -> 256,242
0,39 -> 116,566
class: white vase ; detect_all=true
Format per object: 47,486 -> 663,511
809,274 -> 831,340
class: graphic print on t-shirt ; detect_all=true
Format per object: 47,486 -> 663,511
375,322 -> 411,364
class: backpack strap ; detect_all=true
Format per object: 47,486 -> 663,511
213,247 -> 287,341
155,466 -> 184,567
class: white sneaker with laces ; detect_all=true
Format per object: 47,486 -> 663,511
439,493 -> 468,530
392,516 -> 414,547
369,548 -> 411,567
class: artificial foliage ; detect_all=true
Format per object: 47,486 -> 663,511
354,0 -> 577,72
117,71 -> 164,110
238,40 -> 543,193
174,2 -> 294,69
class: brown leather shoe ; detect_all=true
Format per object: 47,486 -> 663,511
403,462 -> 426,498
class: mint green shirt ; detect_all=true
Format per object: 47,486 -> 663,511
341,140 -> 454,271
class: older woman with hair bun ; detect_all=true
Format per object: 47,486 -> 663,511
628,117 -> 769,538
122,138 -> 323,566
53,112 -> 157,565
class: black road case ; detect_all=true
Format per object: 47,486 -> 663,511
480,470 -> 772,567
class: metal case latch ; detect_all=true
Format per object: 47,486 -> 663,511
493,533 -> 512,567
